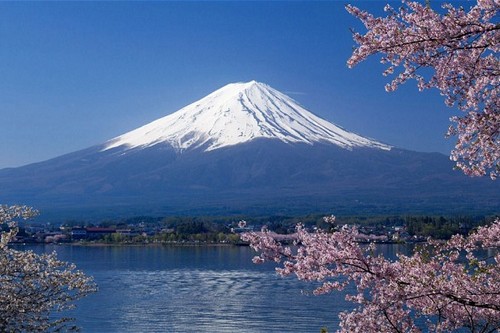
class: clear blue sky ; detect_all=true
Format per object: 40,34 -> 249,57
0,1 -> 460,169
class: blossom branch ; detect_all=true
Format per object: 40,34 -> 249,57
0,204 -> 97,332
346,0 -> 499,178
243,216 -> 500,332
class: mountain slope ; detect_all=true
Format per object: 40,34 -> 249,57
0,81 -> 497,218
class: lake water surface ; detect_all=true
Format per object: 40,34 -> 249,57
28,243 -> 414,332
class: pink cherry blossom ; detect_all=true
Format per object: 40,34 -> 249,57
346,0 -> 499,179
241,216 -> 500,332
0,205 -> 97,332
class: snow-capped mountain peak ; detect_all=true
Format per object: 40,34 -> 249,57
103,81 -> 391,152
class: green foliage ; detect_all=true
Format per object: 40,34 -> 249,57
405,215 -> 492,239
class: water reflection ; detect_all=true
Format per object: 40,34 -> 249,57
35,245 -> 355,332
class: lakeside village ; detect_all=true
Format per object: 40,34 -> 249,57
8,215 -> 492,246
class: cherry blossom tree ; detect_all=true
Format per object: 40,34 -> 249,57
0,205 -> 97,332
244,3 -> 499,330
346,0 -> 499,179
241,216 -> 500,333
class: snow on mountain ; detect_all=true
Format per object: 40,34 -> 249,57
103,80 -> 391,152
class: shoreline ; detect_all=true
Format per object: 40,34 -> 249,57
12,241 -> 247,247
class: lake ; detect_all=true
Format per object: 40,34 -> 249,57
27,243 -> 414,332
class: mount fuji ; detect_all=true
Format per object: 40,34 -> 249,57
103,81 -> 390,153
0,81 -> 497,218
